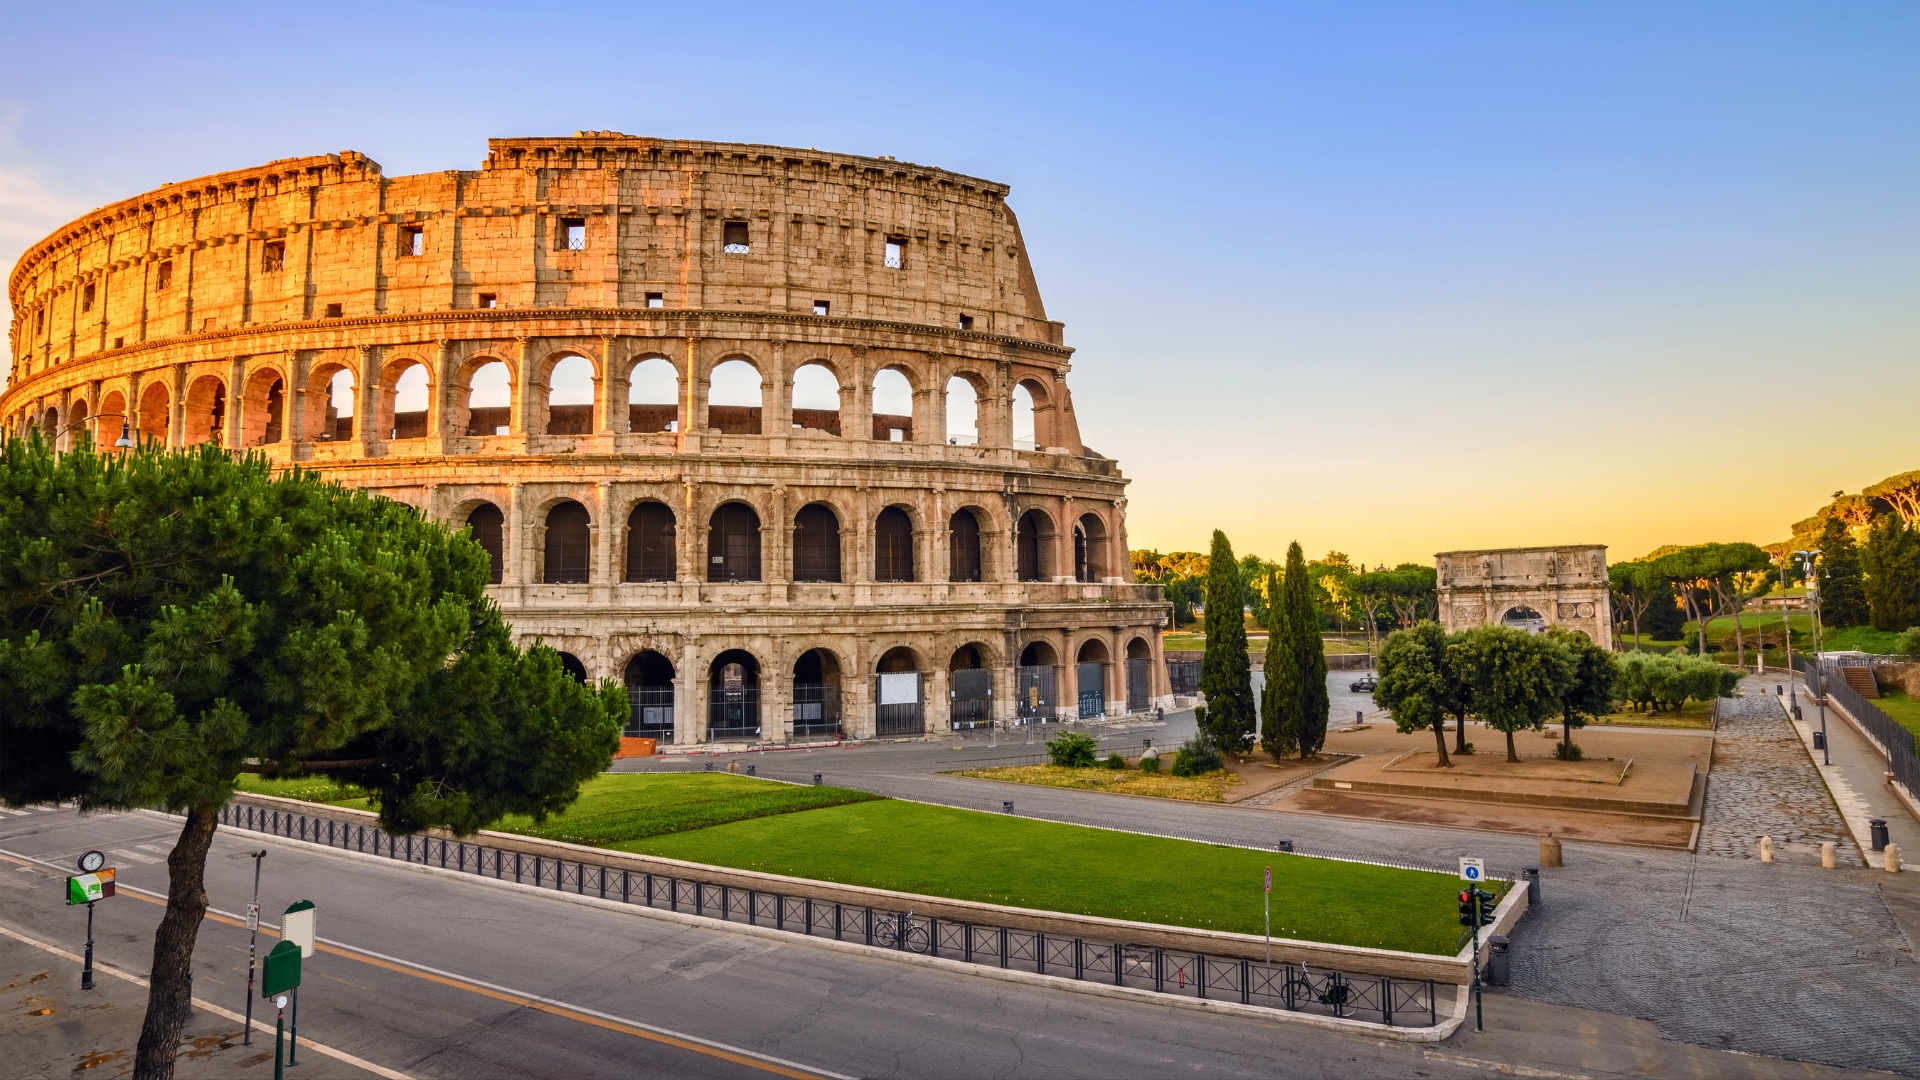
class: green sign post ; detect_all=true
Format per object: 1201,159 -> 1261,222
281,900 -> 315,1067
262,940 -> 301,1080
67,852 -> 114,991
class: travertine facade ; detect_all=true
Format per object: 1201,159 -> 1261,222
3,134 -> 1170,743
1435,545 -> 1612,650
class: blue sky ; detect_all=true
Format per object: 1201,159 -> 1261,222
3,1 -> 1914,564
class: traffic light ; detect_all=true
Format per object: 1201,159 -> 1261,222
1458,888 -> 1495,926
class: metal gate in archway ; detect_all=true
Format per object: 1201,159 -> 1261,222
1126,657 -> 1151,712
949,669 -> 993,730
1016,665 -> 1056,723
1077,662 -> 1106,719
875,672 -> 924,737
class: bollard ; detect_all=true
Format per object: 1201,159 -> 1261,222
812,773 -> 822,786
1777,685 -> 1783,696
1538,834 -> 1563,868
1524,866 -> 1541,905
1759,835 -> 1774,862
1870,819 -> 1890,852
1486,936 -> 1511,986
1888,844 -> 1903,873
1822,841 -> 1836,868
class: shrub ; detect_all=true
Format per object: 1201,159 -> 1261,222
1046,731 -> 1099,768
1104,752 -> 1127,770
1553,742 -> 1584,761
1170,734 -> 1223,777
1897,627 -> 1920,656
1138,754 -> 1162,775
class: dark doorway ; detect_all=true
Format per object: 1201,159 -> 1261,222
544,501 -> 591,583
793,504 -> 842,582
1126,638 -> 1152,712
949,509 -> 982,582
557,652 -> 588,683
875,507 -> 914,582
626,501 -> 676,582
1017,510 -> 1048,581
708,650 -> 760,739
1016,641 -> 1057,723
624,651 -> 675,737
467,503 -> 504,584
949,644 -> 992,730
793,649 -> 842,736
708,503 -> 762,582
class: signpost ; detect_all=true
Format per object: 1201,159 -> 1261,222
67,851 -> 114,992
281,901 -> 316,1067
242,851 -> 265,1045
262,941 -> 302,1080
1458,858 -> 1492,1032
1262,866 -> 1273,966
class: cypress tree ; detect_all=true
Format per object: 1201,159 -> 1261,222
1287,541 -> 1331,757
1260,567 -> 1299,759
1199,529 -> 1256,752
1862,516 -> 1920,632
1818,517 -> 1870,628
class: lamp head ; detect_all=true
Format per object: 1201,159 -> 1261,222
114,421 -> 133,449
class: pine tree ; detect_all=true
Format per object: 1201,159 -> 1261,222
1287,542 -> 1331,756
1862,516 -> 1920,632
1199,530 -> 1256,752
1260,567 -> 1298,758
1818,517 -> 1870,628
1642,579 -> 1686,641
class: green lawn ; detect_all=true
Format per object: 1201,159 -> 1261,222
625,796 -> 1472,954
1876,690 -> 1920,742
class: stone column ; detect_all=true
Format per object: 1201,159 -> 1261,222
224,357 -> 246,449
598,335 -> 627,434
845,346 -> 872,443
765,484 -> 791,589
513,336 -> 536,436
428,339 -> 453,449
592,480 -> 612,600
1054,496 -> 1075,583
287,351 -> 311,453
168,363 -> 187,447
765,339 -> 791,435
356,344 -> 379,451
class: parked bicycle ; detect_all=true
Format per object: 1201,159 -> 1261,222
872,909 -> 931,953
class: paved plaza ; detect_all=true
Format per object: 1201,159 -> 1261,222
1697,689 -> 1862,865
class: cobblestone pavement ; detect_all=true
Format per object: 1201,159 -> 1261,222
1698,686 -> 1862,865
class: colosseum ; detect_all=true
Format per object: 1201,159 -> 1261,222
3,133 -> 1171,745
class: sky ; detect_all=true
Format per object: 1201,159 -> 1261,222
3,1 -> 1914,567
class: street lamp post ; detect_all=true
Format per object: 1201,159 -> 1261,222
44,413 -> 134,450
1795,550 -> 1828,766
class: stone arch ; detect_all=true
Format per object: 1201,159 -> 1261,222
708,648 -> 762,739
464,501 -> 506,584
626,355 -> 680,434
1012,379 -> 1043,450
625,500 -> 677,582
948,506 -> 984,582
706,356 -> 763,435
875,504 -> 917,582
1016,507 -> 1056,581
306,358 -> 358,442
792,645 -> 847,735
1501,605 -> 1547,633
871,365 -> 915,441
1076,637 -> 1111,718
182,374 -> 226,445
136,379 -> 170,444
240,367 -> 286,446
539,350 -> 597,436
376,355 -> 433,441
1076,638 -> 1111,663
707,501 -> 762,582
793,501 -> 843,583
39,406 -> 58,441
64,398 -> 88,450
1075,511 -> 1112,583
556,652 -> 589,683
1126,636 -> 1153,659
542,499 -> 592,584
790,360 -> 842,436
96,389 -> 127,447
457,354 -> 515,437
1019,639 -> 1060,666
944,372 -> 983,445
624,649 -> 676,736
1124,635 -> 1155,712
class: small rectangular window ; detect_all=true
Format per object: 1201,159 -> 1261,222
113,337 -> 125,349
723,221 -> 750,254
812,300 -> 830,316
957,313 -> 973,331
202,318 -> 218,332
82,283 -> 96,311
646,292 -> 664,308
478,293 -> 497,309
401,226 -> 424,257
885,239 -> 904,269
156,261 -> 173,290
562,217 -> 586,250
324,303 -> 343,318
262,241 -> 286,273
35,308 -> 45,335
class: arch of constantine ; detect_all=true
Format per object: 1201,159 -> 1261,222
3,133 -> 1172,744
1436,545 -> 1613,650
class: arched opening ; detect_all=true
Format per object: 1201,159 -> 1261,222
708,650 -> 760,739
1076,512 -> 1110,583
791,363 -> 841,435
707,502 -> 762,582
1012,382 -> 1038,450
1076,639 -> 1111,719
96,391 -> 126,447
543,501 -> 591,584
137,381 -> 170,444
625,501 -> 676,582
948,508 -> 983,583
875,506 -> 915,582
65,399 -> 89,450
1501,606 -> 1547,634
545,354 -> 595,435
793,503 -> 842,583
384,361 -> 431,440
875,646 -> 924,736
310,367 -> 356,442
871,367 -> 913,441
624,650 -> 675,737
466,503 -> 505,584
464,360 -> 513,436
40,407 -> 57,442
949,644 -> 992,730
180,376 -> 226,445
1125,637 -> 1153,712
241,370 -> 285,446
1017,509 -> 1052,581
944,376 -> 979,445
1016,641 -> 1059,723
793,649 -> 842,736
707,359 -> 763,435
557,652 -> 588,683
628,357 -> 679,433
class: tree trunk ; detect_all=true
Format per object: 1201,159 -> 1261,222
1563,717 -> 1573,756
1454,712 -> 1469,754
1505,728 -> 1519,763
133,804 -> 218,1080
1431,721 -> 1452,767
1630,603 -> 1642,652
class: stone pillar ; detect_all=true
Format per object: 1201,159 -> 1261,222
513,336 -> 536,436
592,480 -> 612,596
1054,496 -> 1075,583
598,335 -> 626,434
356,344 -> 379,450
845,347 -> 872,443
679,475 -> 701,590
923,354 -> 946,445
224,357 -> 246,449
765,485 -> 790,588
168,363 -> 187,447
429,339 -> 453,448
765,339 -> 791,435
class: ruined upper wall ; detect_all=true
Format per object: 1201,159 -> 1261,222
9,135 -> 1061,372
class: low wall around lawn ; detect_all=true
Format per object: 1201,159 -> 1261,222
227,790 -> 1515,983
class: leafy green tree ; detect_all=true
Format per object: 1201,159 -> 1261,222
1456,626 -> 1573,762
1348,570 -> 1393,661
1642,578 -> 1686,640
1608,561 -> 1655,649
1198,530 -> 1256,751
1286,542 -> 1331,757
1045,730 -> 1098,767
1616,652 -> 1737,712
0,438 -> 624,1080
1545,628 -> 1617,758
1864,470 -> 1920,529
1817,517 -> 1870,628
1384,564 -> 1439,628
1862,516 -> 1920,632
1259,567 -> 1298,759
1373,623 -> 1454,767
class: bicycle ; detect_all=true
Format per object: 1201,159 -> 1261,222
871,909 -> 931,954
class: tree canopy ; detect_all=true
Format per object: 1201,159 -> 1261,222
1861,515 -> 1920,633
1817,517 -> 1870,628
1373,622 -> 1455,767
1198,530 -> 1255,751
1455,625 -> 1573,763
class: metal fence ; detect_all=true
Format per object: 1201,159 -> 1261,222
1167,659 -> 1200,696
217,800 -> 1442,1028
1799,656 -> 1919,792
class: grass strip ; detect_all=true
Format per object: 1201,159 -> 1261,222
951,763 -> 1240,803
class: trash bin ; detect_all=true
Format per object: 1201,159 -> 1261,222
1524,866 -> 1541,905
1003,801 -> 1015,815
1487,936 -> 1511,986
1813,731 -> 1826,751
812,773 -> 822,786
1871,819 -> 1890,852
1276,840 -> 1295,854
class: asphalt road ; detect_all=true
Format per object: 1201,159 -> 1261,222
0,804 -> 1888,1079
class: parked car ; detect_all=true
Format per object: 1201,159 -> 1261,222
1349,673 -> 1378,692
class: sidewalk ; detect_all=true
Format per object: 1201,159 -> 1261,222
1756,671 -> 1920,865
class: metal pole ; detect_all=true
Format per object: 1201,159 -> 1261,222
244,851 -> 263,1044
274,997 -> 287,1080
287,985 -> 299,1066
1472,893 -> 1484,1032
82,901 -> 95,991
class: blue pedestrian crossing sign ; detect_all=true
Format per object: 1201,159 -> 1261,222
1458,858 -> 1484,881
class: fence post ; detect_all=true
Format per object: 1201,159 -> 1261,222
999,927 -> 1009,968
835,902 -> 843,941
1154,948 -> 1164,993
1428,979 -> 1436,1027
1036,931 -> 1045,975
621,869 -> 630,903
1113,944 -> 1123,986
1240,958 -> 1250,1004
1382,976 -> 1393,1026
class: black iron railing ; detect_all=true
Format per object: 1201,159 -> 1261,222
217,800 -> 1443,1028
1798,656 -> 1919,792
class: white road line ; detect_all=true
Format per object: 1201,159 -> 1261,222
108,847 -> 162,865
1423,1051 -> 1595,1079
135,843 -> 173,855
